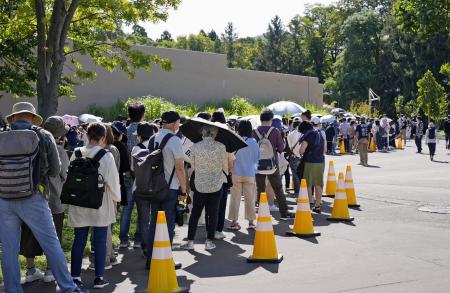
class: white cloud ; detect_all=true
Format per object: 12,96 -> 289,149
138,0 -> 337,39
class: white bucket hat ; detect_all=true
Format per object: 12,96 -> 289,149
6,102 -> 43,126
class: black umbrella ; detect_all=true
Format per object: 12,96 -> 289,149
181,118 -> 248,152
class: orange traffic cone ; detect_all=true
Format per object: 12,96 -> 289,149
369,137 -> 376,152
286,179 -> 320,238
340,139 -> 346,154
148,211 -> 188,293
345,165 -> 360,208
327,172 -> 354,222
324,160 -> 337,198
247,192 -> 283,263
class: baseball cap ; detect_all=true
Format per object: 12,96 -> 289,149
111,121 -> 127,136
161,110 -> 181,124
311,117 -> 320,125
293,117 -> 302,123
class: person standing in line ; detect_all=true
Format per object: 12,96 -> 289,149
414,116 -> 424,153
119,103 -> 145,249
399,115 -> 407,146
339,118 -> 350,153
425,122 -> 438,161
145,111 -> 186,269
287,117 -> 302,194
180,125 -> 227,250
211,111 -> 234,240
444,115 -> 450,150
68,123 -> 121,289
228,120 -> 259,230
111,121 -> 130,208
356,117 -> 370,166
325,122 -> 336,155
298,121 -> 326,213
253,109 -> 294,220
0,102 -> 85,293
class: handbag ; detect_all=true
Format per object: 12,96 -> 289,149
223,170 -> 233,188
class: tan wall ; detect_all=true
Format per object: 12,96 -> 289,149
0,46 -> 323,117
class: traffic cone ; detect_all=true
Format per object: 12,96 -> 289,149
397,136 -> 403,150
327,172 -> 354,222
324,160 -> 337,198
340,139 -> 346,154
147,211 -> 188,293
286,179 -> 320,238
247,192 -> 283,263
345,165 -> 360,208
369,137 -> 376,152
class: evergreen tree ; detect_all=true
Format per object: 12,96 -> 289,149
263,15 -> 285,72
223,22 -> 237,68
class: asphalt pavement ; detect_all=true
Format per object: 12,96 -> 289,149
22,141 -> 450,293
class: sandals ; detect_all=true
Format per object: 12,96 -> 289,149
312,206 -> 321,214
248,223 -> 256,230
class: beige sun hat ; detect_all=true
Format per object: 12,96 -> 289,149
6,102 -> 43,126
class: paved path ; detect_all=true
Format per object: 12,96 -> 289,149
23,142 -> 450,293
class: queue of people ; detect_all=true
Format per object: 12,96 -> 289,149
0,101 -> 447,293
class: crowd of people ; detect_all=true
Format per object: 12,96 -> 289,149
0,101 -> 448,293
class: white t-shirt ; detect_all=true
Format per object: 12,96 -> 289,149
153,129 -> 184,190
287,130 -> 302,158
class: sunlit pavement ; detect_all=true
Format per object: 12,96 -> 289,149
24,141 -> 450,292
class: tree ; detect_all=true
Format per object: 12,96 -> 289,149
207,30 -> 218,41
393,0 -> 449,38
417,70 -> 447,122
334,9 -> 383,106
159,30 -> 173,41
0,0 -> 180,119
223,22 -> 237,68
132,25 -> 148,38
262,15 -> 286,73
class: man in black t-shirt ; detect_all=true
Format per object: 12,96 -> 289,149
356,117 -> 370,166
444,115 -> 450,150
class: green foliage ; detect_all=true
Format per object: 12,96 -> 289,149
416,70 -> 448,122
349,100 -> 379,117
393,0 -> 449,38
224,22 -> 237,67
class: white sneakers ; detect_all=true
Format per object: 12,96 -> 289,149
24,268 -> 44,283
214,231 -> 226,240
180,240 -> 195,250
180,240 -> 217,250
269,204 -> 279,212
43,270 -> 55,283
204,240 -> 216,250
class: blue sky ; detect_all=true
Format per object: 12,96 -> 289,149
138,0 -> 337,39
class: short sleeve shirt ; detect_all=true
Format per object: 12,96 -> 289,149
356,124 -> 369,139
154,129 -> 184,190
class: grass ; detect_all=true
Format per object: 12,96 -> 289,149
0,209 -> 138,283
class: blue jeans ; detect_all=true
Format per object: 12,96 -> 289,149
136,197 -> 151,252
146,189 -> 178,267
119,175 -> 140,242
71,226 -> 108,278
289,157 -> 301,194
0,194 -> 77,293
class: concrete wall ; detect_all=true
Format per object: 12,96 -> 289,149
0,45 -> 323,117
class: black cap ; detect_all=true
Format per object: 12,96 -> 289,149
136,122 -> 155,138
161,110 -> 181,124
111,121 -> 127,135
301,110 -> 312,120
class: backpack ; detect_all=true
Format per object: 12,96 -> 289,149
428,128 -> 436,139
0,128 -> 40,200
61,148 -> 107,209
254,127 -> 276,174
132,133 -> 175,202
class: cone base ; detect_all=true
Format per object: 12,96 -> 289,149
247,254 -> 283,264
286,231 -> 321,238
327,217 -> 354,222
348,204 -> 360,208
323,194 -> 335,198
148,287 -> 189,293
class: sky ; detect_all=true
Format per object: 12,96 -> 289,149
138,0 -> 337,40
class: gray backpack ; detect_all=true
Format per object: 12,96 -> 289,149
0,128 -> 40,199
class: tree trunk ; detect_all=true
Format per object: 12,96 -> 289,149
37,75 -> 60,120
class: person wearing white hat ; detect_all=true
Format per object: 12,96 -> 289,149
0,102 -> 85,292
425,122 -> 438,161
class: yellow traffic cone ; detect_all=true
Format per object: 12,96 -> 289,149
340,139 -> 346,154
345,165 -> 360,208
327,172 -> 354,222
324,160 -> 337,198
148,211 -> 188,293
247,192 -> 283,263
397,136 -> 403,150
369,137 -> 376,152
286,179 -> 320,238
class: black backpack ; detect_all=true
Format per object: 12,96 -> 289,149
61,149 -> 107,209
132,134 -> 175,202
